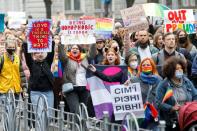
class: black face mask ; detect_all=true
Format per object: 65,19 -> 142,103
179,37 -> 187,44
6,48 -> 15,55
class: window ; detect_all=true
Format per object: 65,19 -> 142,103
182,0 -> 196,7
65,0 -> 71,10
65,0 -> 80,11
95,0 -> 102,9
74,0 -> 80,10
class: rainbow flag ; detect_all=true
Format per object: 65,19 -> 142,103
162,88 -> 173,103
144,103 -> 158,121
51,59 -> 63,78
128,67 -> 133,78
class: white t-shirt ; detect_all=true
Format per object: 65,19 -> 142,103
138,46 -> 152,61
75,63 -> 87,86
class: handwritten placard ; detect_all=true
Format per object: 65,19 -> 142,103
164,9 -> 196,34
60,20 -> 96,45
27,19 -> 52,53
120,5 -> 149,32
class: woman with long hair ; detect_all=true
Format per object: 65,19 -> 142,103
128,58 -> 162,130
176,29 -> 197,59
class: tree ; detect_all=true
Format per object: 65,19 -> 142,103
44,0 -> 52,18
126,0 -> 135,8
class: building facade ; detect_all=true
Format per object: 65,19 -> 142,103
0,0 -> 196,19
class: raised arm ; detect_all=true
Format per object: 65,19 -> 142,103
58,44 -> 68,65
22,42 -> 33,69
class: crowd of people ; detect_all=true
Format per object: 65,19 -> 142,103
0,15 -> 197,131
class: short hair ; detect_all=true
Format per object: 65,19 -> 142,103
163,32 -> 175,40
124,51 -> 140,65
163,56 -> 187,79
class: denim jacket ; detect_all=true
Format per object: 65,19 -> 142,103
155,77 -> 197,126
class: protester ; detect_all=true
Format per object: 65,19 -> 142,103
153,33 -> 164,50
23,41 -> 55,117
176,29 -> 197,59
129,30 -> 159,62
155,56 -> 197,131
152,32 -> 186,77
58,43 -> 96,114
126,58 -> 162,130
51,34 -> 63,109
94,38 -> 105,64
88,48 -> 127,84
0,35 -> 22,98
124,51 -> 140,79
109,40 -> 125,65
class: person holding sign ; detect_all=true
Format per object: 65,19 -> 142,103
58,43 -> 96,114
155,56 -> 197,131
127,58 -> 162,130
22,41 -> 55,118
88,48 -> 127,84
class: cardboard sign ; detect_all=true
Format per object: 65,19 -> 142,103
0,14 -> 4,32
95,18 -> 113,39
60,20 -> 96,44
164,9 -> 196,34
120,5 -> 149,32
27,19 -> 52,53
8,12 -> 26,29
111,83 -> 144,120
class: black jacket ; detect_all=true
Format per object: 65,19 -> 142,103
23,42 -> 55,92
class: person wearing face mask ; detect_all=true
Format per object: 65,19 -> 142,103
176,29 -> 197,60
124,52 -> 140,79
129,30 -> 159,62
0,36 -> 22,98
155,56 -> 197,131
126,58 -> 162,130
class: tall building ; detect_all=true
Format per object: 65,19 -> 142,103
0,0 -> 196,19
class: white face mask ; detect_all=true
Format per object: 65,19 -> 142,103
175,70 -> 183,79
129,61 -> 138,69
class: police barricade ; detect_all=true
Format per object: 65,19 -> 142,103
0,90 -> 81,131
0,89 -> 167,131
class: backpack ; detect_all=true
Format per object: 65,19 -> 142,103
0,55 -> 4,73
178,101 -> 197,131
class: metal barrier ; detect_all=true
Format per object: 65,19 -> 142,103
0,90 -> 167,131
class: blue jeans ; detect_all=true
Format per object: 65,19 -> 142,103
30,90 -> 54,118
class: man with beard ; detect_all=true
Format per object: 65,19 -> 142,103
152,32 -> 186,77
129,30 -> 158,62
